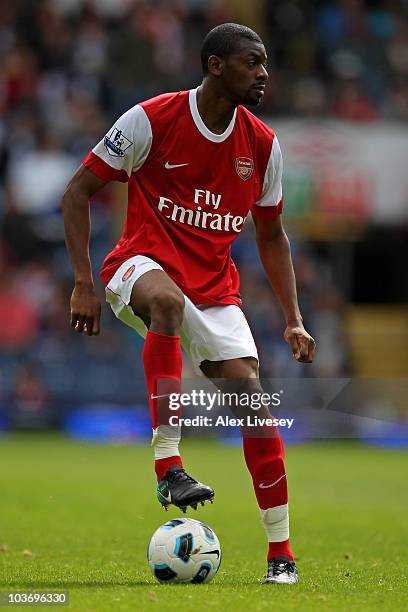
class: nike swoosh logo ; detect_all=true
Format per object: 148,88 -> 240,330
150,393 -> 171,400
259,474 -> 287,489
165,162 -> 189,169
158,488 -> 171,503
200,550 -> 220,558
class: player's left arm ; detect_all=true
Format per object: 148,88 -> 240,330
252,131 -> 315,362
254,215 -> 316,363
254,214 -> 315,363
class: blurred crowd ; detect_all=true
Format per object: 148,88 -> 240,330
2,0 -> 405,423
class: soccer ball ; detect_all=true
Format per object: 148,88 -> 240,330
147,518 -> 221,584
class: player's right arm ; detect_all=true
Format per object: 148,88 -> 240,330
62,165 -> 108,336
63,103 -> 152,336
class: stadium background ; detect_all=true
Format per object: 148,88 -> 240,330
0,0 -> 407,437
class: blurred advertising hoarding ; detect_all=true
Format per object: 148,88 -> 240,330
268,119 -> 408,236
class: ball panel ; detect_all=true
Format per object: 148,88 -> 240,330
148,543 -> 167,566
160,519 -> 186,530
199,521 -> 216,544
153,563 -> 178,582
173,532 -> 194,563
191,562 -> 212,583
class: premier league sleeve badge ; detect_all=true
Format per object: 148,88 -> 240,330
104,127 -> 133,157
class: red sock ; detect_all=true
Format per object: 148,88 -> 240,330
154,455 -> 182,482
242,428 -> 294,561
268,540 -> 294,561
142,330 -> 183,480
242,431 -> 287,508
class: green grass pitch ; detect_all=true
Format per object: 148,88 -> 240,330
0,434 -> 407,611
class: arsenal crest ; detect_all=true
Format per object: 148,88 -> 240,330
122,264 -> 135,282
236,157 -> 254,181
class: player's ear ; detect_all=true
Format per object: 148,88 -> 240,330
207,55 -> 224,77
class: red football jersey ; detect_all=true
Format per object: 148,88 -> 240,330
83,88 -> 283,306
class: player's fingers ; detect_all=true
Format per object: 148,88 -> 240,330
295,334 -> 308,362
74,315 -> 86,333
84,318 -> 94,336
296,334 -> 309,360
85,315 -> 100,336
297,336 -> 315,363
91,313 -> 100,336
307,336 -> 316,362
70,312 -> 79,328
287,334 -> 301,360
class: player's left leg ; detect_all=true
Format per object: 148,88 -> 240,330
201,357 -> 299,585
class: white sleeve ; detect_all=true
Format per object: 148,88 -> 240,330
255,135 -> 283,208
91,104 -> 152,177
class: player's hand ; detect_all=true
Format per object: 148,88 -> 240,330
70,283 -> 101,336
284,324 -> 315,363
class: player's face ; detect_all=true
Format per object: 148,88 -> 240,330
223,41 -> 268,106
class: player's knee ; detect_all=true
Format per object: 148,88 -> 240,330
149,290 -> 185,330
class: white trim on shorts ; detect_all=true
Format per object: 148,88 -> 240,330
105,255 -> 258,375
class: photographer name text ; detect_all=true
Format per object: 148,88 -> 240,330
167,415 -> 295,428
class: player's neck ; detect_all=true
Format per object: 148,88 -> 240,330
195,83 -> 236,135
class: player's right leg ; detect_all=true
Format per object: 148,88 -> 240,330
129,269 -> 214,512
